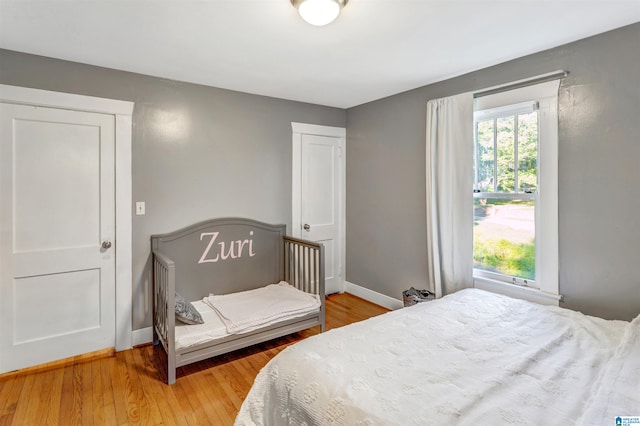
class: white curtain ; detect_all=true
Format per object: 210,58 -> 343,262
425,93 -> 474,298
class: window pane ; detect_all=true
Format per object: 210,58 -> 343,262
473,197 -> 535,280
518,112 -> 538,192
475,119 -> 494,192
496,116 -> 515,192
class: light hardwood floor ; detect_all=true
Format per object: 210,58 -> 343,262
0,293 -> 389,426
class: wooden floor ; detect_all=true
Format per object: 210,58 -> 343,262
0,293 -> 389,426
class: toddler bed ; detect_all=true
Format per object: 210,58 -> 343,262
151,217 -> 325,384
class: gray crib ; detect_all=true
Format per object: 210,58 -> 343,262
151,217 -> 325,384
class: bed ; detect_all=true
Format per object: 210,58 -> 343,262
151,217 -> 325,385
236,288 -> 640,425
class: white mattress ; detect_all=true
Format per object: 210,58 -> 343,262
175,300 -> 230,350
236,288 -> 638,425
175,282 -> 321,350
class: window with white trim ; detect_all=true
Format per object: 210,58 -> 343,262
472,81 -> 559,296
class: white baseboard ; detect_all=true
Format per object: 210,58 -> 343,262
344,281 -> 404,310
132,326 -> 153,346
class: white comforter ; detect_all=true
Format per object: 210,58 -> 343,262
203,281 -> 321,334
236,289 -> 639,426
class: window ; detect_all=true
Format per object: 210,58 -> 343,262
472,81 -> 559,297
473,102 -> 538,284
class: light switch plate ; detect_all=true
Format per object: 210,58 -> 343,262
136,201 -> 145,215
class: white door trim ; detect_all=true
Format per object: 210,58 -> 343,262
0,84 -> 134,351
291,122 -> 346,293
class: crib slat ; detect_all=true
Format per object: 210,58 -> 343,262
282,233 -> 324,339
305,246 -> 309,293
282,236 -> 323,298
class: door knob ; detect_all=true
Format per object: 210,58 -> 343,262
102,241 -> 112,249
303,224 -> 310,231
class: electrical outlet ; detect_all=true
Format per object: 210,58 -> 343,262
136,201 -> 146,215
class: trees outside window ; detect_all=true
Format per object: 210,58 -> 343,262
474,104 -> 538,283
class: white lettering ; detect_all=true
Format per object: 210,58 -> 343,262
199,230 -> 256,263
218,241 -> 237,260
249,231 -> 255,257
237,231 -> 257,258
198,232 -> 220,263
237,239 -> 249,257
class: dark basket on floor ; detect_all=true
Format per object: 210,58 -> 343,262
403,287 -> 435,307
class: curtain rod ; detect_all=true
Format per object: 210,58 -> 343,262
473,70 -> 569,99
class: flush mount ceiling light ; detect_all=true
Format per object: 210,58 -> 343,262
291,0 -> 348,26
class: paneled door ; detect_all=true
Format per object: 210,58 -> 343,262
293,123 -> 345,295
0,103 -> 116,373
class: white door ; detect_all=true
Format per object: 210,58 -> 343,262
293,123 -> 345,295
0,103 -> 116,373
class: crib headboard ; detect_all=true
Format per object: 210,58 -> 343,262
151,218 -> 286,301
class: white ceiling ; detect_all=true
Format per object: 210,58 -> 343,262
1,0 -> 639,108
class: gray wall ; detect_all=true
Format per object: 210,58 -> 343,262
346,23 -> 640,321
0,49 -> 345,330
1,22 -> 638,329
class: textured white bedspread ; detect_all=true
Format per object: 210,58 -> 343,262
236,289 -> 638,426
203,281 -> 321,334
577,314 -> 640,425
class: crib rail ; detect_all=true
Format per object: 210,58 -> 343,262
152,251 -> 176,360
284,236 -> 325,332
153,233 -> 325,385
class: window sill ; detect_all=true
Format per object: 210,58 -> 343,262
473,275 -> 562,306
